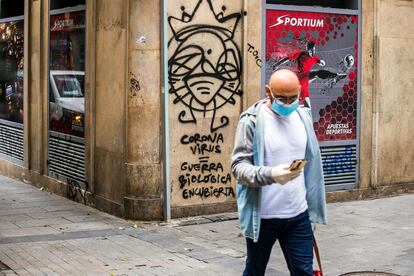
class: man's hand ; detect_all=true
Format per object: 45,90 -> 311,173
271,164 -> 302,185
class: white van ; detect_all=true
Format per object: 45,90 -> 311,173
49,70 -> 84,135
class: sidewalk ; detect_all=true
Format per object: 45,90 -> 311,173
0,175 -> 413,276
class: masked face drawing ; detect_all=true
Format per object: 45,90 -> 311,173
168,26 -> 242,132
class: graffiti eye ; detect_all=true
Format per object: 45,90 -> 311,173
169,45 -> 203,77
216,49 -> 241,81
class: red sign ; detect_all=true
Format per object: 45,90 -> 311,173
50,11 -> 85,32
266,9 -> 358,142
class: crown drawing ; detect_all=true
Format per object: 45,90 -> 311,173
168,0 -> 244,41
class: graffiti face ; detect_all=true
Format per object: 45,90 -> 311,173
168,0 -> 243,132
169,28 -> 241,107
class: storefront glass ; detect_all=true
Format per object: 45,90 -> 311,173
48,1 -> 86,187
49,4 -> 85,137
0,20 -> 24,124
0,0 -> 24,161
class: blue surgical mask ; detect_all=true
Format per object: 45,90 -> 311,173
271,98 -> 299,117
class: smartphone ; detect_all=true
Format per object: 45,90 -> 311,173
288,159 -> 308,171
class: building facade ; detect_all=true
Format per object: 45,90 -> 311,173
0,0 -> 413,220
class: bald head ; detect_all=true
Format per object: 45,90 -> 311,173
266,69 -> 300,99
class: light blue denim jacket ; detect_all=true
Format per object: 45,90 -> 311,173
231,99 -> 327,242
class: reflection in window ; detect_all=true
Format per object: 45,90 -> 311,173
0,20 -> 24,124
47,1 -> 87,187
52,73 -> 84,98
49,6 -> 85,138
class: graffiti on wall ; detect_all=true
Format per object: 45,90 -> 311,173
247,43 -> 262,68
129,72 -> 141,96
168,0 -> 244,201
178,132 -> 234,199
322,146 -> 354,175
168,0 -> 243,133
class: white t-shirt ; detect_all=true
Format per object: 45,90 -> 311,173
260,105 -> 308,219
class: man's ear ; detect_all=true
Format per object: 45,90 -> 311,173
265,85 -> 271,98
298,85 -> 302,97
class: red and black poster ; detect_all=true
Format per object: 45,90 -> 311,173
50,11 -> 85,71
265,9 -> 358,142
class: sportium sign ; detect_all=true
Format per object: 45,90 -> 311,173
265,10 -> 358,142
270,14 -> 325,28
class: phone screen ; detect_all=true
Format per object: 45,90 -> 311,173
289,159 -> 307,171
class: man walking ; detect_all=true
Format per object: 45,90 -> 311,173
231,69 -> 327,275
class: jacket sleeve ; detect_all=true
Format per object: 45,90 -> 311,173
231,115 -> 275,188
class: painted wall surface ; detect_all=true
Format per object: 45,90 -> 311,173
374,0 -> 414,186
167,0 -> 245,208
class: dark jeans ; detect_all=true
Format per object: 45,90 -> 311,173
243,210 -> 313,276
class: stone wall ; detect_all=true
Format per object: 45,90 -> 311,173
373,0 -> 414,187
125,0 -> 163,220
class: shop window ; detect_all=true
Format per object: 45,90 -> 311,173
49,0 -> 85,137
0,20 -> 24,124
48,0 -> 86,187
0,0 -> 24,161
266,0 -> 358,10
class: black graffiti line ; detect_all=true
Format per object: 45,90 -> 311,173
216,92 -> 235,105
174,51 -> 202,63
171,60 -> 197,75
221,85 -> 241,95
168,0 -> 204,39
210,99 -> 229,132
173,92 -> 192,104
172,62 -> 194,75
222,48 -> 241,73
169,45 -> 204,76
196,86 -> 211,90
218,68 -> 238,80
178,97 -> 196,124
172,51 -> 202,69
190,80 -> 214,87
169,84 -> 186,92
186,80 -> 225,107
205,1 -> 243,39
168,1 -> 244,132
169,85 -> 190,97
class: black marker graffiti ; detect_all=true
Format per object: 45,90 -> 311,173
183,186 -> 235,199
180,132 -> 223,154
168,0 -> 244,133
247,43 -> 262,68
66,178 -> 87,203
129,72 -> 141,96
179,156 -> 233,199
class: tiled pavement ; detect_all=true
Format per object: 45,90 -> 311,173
0,175 -> 413,275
